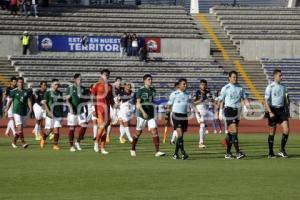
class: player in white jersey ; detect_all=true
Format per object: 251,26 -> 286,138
193,80 -> 212,148
117,81 -> 135,143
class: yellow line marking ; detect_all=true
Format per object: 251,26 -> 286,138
234,60 -> 264,101
197,13 -> 230,62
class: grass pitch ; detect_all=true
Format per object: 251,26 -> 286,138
1,133 -> 300,200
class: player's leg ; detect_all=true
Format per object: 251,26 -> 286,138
40,116 -> 52,149
33,103 -> 43,140
267,111 -> 277,158
52,118 -> 62,150
172,113 -> 188,159
170,129 -> 177,145
123,121 -> 133,143
278,120 -> 289,158
75,113 -> 88,151
12,114 -> 28,148
198,110 -> 207,148
130,117 -> 145,156
119,120 -> 126,143
67,113 -> 77,151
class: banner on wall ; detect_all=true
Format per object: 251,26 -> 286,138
145,37 -> 161,53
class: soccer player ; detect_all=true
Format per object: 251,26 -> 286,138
65,73 -> 88,152
91,69 -> 114,155
130,74 -> 165,157
40,79 -> 64,150
117,81 -> 135,143
32,81 -> 47,141
3,76 -> 17,137
193,79 -> 211,148
5,77 -> 32,148
218,71 -> 250,159
107,77 -> 123,143
166,78 -> 191,160
169,81 -> 179,145
265,69 -> 290,158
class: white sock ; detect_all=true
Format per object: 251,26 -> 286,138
33,124 -> 38,135
199,124 -> 206,144
119,125 -> 126,139
93,124 -> 98,139
8,119 -> 16,135
171,130 -> 177,142
211,120 -> 217,132
124,126 -> 133,142
107,125 -> 111,137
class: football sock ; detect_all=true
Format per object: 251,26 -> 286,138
226,133 -> 233,154
281,134 -> 289,152
152,135 -> 160,152
124,126 -> 133,142
268,135 -> 275,154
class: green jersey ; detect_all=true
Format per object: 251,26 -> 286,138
66,84 -> 87,114
9,88 -> 31,116
43,89 -> 64,118
136,86 -> 156,119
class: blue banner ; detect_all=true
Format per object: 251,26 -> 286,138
38,35 -> 121,52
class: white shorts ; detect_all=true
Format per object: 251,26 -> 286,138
33,103 -> 46,120
67,113 -> 87,126
118,103 -> 135,122
13,114 -> 27,126
196,109 -> 214,123
45,116 -> 62,129
136,117 -> 157,131
110,106 -> 119,125
87,111 -> 98,121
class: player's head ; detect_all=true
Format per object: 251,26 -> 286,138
73,73 -> 81,85
273,69 -> 282,83
51,79 -> 59,91
174,81 -> 179,89
100,69 -> 110,82
17,77 -> 24,89
228,70 -> 238,84
10,76 -> 17,87
124,81 -> 132,92
143,74 -> 152,87
199,79 -> 207,90
39,81 -> 47,91
177,78 -> 187,92
114,77 -> 122,88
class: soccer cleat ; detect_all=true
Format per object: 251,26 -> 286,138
218,130 -> 222,134
225,153 -> 234,159
268,153 -> 276,159
214,130 -> 217,134
11,143 -> 18,149
74,142 -> 82,151
52,145 -> 60,151
155,151 -> 166,157
278,151 -> 288,158
198,143 -> 206,149
101,149 -> 109,155
49,132 -> 54,140
119,138 -> 126,144
94,143 -> 99,153
182,154 -> 189,160
70,146 -> 76,152
22,143 -> 29,149
40,139 -> 46,149
170,140 -> 175,145
130,150 -> 136,157
172,153 -> 180,160
205,130 -> 209,134
35,134 -> 41,141
236,152 -> 246,159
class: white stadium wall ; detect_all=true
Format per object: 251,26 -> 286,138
240,40 -> 300,61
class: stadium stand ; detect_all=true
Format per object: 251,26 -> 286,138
196,0 -> 286,13
0,5 -> 201,38
8,55 -> 227,98
211,6 -> 300,46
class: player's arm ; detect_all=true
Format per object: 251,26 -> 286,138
4,90 -> 14,114
27,96 -> 33,114
65,86 -> 74,114
264,86 -> 274,117
42,92 -> 53,118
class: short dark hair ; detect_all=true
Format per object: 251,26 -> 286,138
10,76 -> 17,82
74,73 -> 81,79
228,70 -> 238,77
273,69 -> 281,76
52,78 -> 59,83
200,79 -> 207,84
143,74 -> 152,81
101,69 -> 110,75
39,81 -> 47,86
178,78 -> 187,84
17,77 -> 24,81
115,77 -> 122,82
174,81 -> 179,87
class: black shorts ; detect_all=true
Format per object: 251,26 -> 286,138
224,107 -> 240,126
172,113 -> 188,133
267,107 -> 289,127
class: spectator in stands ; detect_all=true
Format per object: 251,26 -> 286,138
20,0 -> 31,17
21,31 -> 30,55
127,34 -> 132,56
31,0 -> 37,18
10,0 -> 18,16
139,46 -> 148,62
2,0 -> 10,10
132,34 -> 139,57
120,33 -> 127,57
